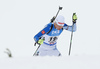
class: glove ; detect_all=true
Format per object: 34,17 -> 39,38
50,16 -> 56,23
72,13 -> 77,23
37,39 -> 44,45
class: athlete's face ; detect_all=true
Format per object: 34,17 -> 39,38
54,23 -> 63,30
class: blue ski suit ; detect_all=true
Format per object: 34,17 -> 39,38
34,23 -> 76,56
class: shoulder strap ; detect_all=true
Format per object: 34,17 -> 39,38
46,24 -> 53,34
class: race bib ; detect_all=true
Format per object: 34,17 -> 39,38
48,36 -> 58,44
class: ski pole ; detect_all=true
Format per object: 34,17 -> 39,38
68,13 -> 77,56
33,38 -> 45,56
68,23 -> 74,56
33,44 -> 40,56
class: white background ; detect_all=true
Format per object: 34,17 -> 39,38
0,0 -> 100,58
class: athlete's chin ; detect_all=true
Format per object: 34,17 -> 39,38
56,28 -> 61,30
57,29 -> 61,30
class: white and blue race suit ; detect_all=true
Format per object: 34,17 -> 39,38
34,22 -> 76,56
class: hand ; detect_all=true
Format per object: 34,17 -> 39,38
38,39 -> 44,45
72,13 -> 77,23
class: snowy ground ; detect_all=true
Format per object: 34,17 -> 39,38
0,56 -> 100,69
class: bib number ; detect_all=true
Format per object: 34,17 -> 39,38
48,37 -> 58,44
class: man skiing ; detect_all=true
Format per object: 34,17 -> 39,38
34,13 -> 77,56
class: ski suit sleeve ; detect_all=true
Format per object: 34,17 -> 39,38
34,23 -> 52,42
63,23 -> 76,32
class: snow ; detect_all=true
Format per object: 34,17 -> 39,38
0,0 -> 100,69
0,56 -> 100,69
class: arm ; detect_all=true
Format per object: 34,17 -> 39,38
63,23 -> 76,32
63,13 -> 77,32
34,23 -> 52,42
